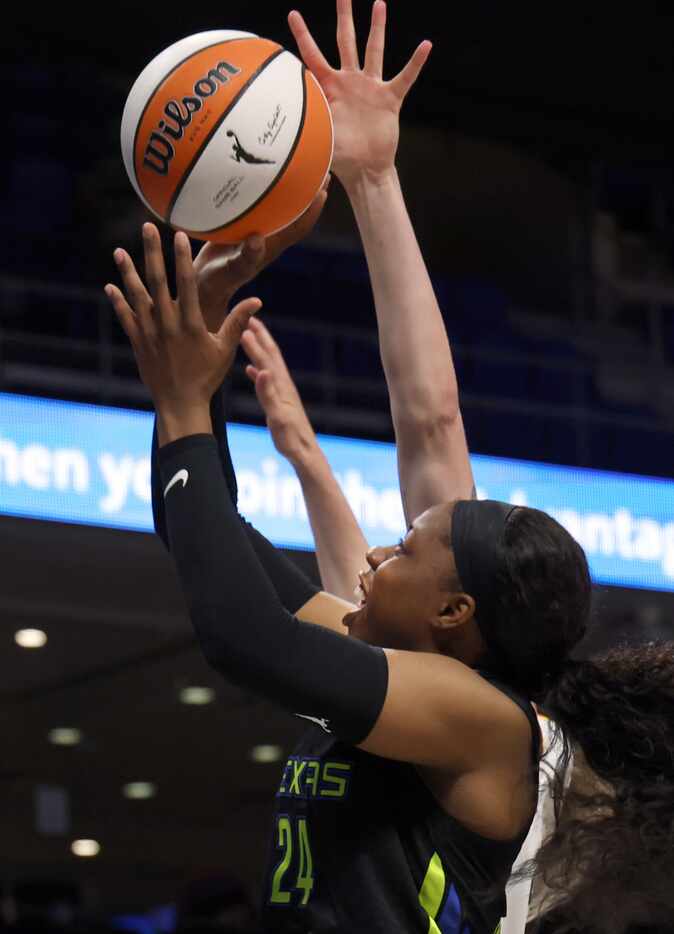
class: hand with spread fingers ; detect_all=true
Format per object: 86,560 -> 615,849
105,223 -> 261,442
194,179 -> 329,333
288,0 -> 432,188
242,316 -> 319,467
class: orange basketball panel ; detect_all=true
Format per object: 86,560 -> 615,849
134,38 -> 282,219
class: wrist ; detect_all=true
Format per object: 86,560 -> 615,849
156,403 -> 213,446
341,165 -> 400,201
292,441 -> 331,480
269,411 -> 320,468
282,431 -> 322,471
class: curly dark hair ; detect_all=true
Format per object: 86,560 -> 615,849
530,643 -> 674,934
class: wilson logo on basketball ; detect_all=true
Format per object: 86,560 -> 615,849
143,60 -> 242,176
122,31 -> 333,241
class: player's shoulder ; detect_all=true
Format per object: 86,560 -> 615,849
384,649 -> 534,759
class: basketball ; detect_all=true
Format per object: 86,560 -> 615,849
120,30 -> 333,243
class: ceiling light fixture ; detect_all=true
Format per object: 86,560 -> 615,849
123,782 -> 156,800
250,744 -> 283,764
71,839 -> 100,858
179,686 -> 215,706
15,629 -> 47,649
48,728 -> 82,747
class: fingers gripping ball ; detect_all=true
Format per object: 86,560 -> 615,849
121,30 -> 333,243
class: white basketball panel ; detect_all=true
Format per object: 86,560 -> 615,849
170,50 -> 305,231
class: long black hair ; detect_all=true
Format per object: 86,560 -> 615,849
470,505 -> 593,700
454,505 -> 674,930
530,643 -> 674,934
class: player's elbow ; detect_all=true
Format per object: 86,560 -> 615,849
393,378 -> 461,424
394,396 -> 462,444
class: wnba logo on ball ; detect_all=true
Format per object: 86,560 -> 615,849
143,60 -> 241,175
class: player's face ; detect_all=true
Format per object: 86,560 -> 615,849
343,503 -> 460,650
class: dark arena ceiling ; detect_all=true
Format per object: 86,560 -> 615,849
5,2 -> 674,161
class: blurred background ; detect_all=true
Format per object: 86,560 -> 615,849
1,2 -> 674,930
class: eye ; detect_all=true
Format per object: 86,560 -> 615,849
395,537 -> 407,555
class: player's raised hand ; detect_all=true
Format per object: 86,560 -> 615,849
241,317 -> 319,466
288,0 -> 432,188
194,180 -> 330,333
105,223 -> 261,413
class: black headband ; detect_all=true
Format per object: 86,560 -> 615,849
451,499 -> 518,655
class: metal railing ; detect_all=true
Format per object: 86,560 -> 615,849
0,274 -> 672,455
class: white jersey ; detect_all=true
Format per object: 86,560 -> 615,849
500,715 -> 569,934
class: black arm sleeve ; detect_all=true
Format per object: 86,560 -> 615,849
151,382 -> 317,615
159,433 -> 388,745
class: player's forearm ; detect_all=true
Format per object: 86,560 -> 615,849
344,169 -> 474,519
344,168 -> 459,423
293,445 -> 370,601
152,395 -> 319,616
159,433 -> 388,745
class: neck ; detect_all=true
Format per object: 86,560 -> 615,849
437,620 -> 486,667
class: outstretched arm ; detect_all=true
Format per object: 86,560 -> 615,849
121,221 -> 351,636
289,1 -> 475,522
347,170 -> 475,517
242,316 -> 369,601
153,181 -> 357,629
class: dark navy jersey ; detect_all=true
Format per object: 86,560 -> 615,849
260,673 -> 540,934
149,406 -> 540,932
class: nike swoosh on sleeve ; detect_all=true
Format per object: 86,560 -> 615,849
164,469 -> 189,498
